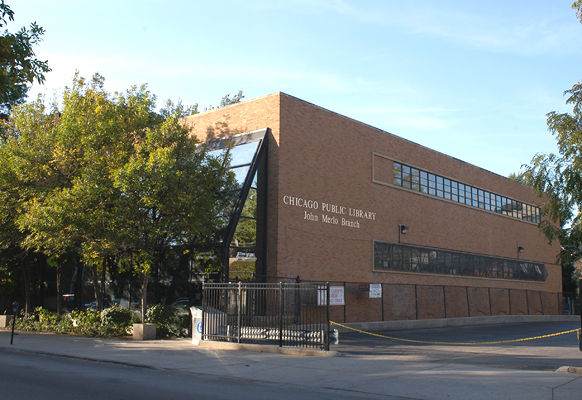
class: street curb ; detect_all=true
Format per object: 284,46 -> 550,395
197,340 -> 339,357
0,345 -> 156,370
556,366 -> 582,375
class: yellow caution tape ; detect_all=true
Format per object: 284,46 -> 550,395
330,320 -> 581,346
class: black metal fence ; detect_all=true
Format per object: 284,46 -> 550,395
202,282 -> 331,350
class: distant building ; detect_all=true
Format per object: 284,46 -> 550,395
183,92 -> 561,322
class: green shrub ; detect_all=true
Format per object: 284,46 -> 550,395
12,304 -> 187,338
70,308 -> 102,336
15,311 -> 40,331
101,306 -> 133,336
146,304 -> 188,338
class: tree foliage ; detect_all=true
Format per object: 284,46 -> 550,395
520,4 -> 582,269
574,0 -> 582,23
0,73 -> 238,317
0,0 -> 50,118
522,84 -> 582,262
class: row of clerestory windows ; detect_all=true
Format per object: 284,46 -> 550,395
393,161 -> 541,224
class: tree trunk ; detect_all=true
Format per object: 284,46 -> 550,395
92,265 -> 103,311
101,261 -> 106,309
141,272 -> 149,323
56,264 -> 62,315
22,259 -> 32,316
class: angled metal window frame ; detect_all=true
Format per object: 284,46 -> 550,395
204,129 -> 268,281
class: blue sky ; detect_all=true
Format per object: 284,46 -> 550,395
13,0 -> 582,177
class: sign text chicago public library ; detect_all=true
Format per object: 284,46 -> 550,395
282,195 -> 376,229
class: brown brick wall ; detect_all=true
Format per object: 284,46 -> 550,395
345,284 -> 382,322
490,288 -> 511,315
467,287 -> 491,316
527,290 -> 544,315
541,292 -> 559,315
444,286 -> 469,318
383,284 -> 416,320
509,289 -> 528,315
417,285 -> 445,319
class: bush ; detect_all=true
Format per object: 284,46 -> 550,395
70,308 -> 102,336
12,304 -> 188,338
101,306 -> 133,336
146,304 -> 188,338
15,307 -> 72,334
13,306 -> 135,337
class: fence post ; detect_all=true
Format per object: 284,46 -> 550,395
279,282 -> 283,347
325,282 -> 330,351
237,281 -> 242,344
201,283 -> 206,341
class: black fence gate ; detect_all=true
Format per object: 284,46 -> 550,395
202,282 -> 331,350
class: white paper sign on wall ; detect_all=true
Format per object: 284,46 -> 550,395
369,283 -> 382,299
317,285 -> 345,306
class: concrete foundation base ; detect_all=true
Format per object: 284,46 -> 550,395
0,315 -> 14,328
333,314 -> 580,333
133,323 -> 156,340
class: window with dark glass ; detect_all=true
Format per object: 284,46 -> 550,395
374,241 -> 547,282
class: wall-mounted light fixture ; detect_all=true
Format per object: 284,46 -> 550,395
517,246 -> 524,260
398,224 -> 408,243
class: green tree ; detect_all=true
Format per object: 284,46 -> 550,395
14,74 -> 163,312
113,102 -> 236,321
0,0 -> 50,119
520,3 -> 582,267
1,72 -> 239,316
0,98 -> 60,313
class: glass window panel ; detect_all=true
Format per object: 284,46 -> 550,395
411,168 -> 420,191
229,141 -> 261,167
443,179 -> 451,200
233,218 -> 256,247
420,170 -> 428,182
402,165 -> 411,188
436,176 -> 444,197
510,200 -> 517,218
495,195 -> 502,212
428,174 -> 436,195
458,183 -> 465,203
516,202 -> 523,219
484,192 -> 491,211
393,162 -> 402,186
443,178 -> 451,193
420,171 -> 428,192
207,148 -> 227,159
501,197 -> 509,215
451,181 -> 458,195
471,187 -> 478,207
231,165 -> 251,186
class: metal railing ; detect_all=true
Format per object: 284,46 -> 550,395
202,282 -> 330,350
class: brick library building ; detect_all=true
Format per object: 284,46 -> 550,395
183,92 -> 561,323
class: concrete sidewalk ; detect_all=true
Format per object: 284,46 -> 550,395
2,330 -> 582,399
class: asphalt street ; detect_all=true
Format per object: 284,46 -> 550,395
1,320 -> 582,399
335,321 -> 582,371
0,351 -> 390,400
